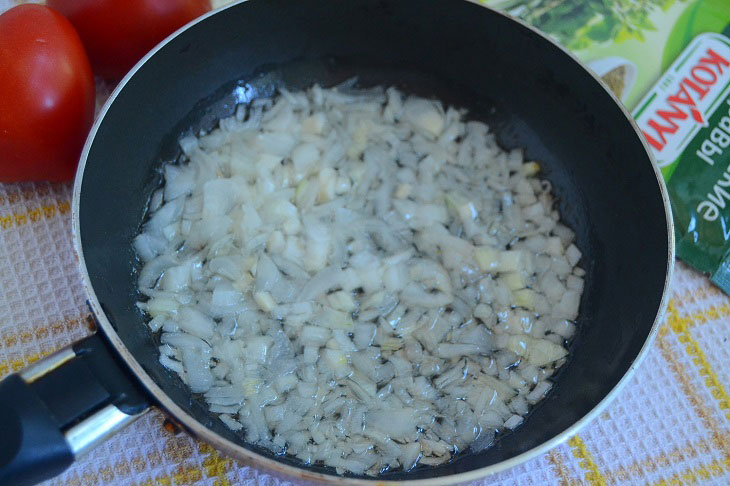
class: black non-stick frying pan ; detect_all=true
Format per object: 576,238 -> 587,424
0,1 -> 674,484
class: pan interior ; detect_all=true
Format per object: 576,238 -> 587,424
78,0 -> 670,480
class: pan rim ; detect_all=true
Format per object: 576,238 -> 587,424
71,0 -> 675,483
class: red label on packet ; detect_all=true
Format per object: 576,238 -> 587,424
633,33 -> 730,294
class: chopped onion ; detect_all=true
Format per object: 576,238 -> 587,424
135,85 -> 584,476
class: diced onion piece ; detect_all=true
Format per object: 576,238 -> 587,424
316,307 -> 354,330
566,244 -> 582,267
475,247 -> 500,273
504,414 -> 524,429
181,348 -> 213,393
322,348 -> 350,379
254,291 -> 277,313
327,290 -> 356,312
498,250 -> 533,274
246,336 -> 274,364
504,335 -> 567,367
521,161 -> 540,176
301,325 -> 331,347
500,272 -> 526,291
177,307 -> 215,339
403,98 -> 444,138
514,289 -> 537,311
527,381 -> 552,404
554,290 -> 580,320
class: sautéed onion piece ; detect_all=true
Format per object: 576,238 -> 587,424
135,85 -> 584,476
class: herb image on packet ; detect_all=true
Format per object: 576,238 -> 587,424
633,32 -> 730,293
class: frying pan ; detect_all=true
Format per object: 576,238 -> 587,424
0,0 -> 674,484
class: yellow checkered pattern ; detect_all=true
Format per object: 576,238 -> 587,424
2,1 -> 729,484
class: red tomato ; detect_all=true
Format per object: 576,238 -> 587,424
47,0 -> 211,81
0,5 -> 95,182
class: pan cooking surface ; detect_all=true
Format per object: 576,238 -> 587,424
77,0 -> 670,480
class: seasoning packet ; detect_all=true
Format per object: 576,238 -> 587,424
633,32 -> 730,293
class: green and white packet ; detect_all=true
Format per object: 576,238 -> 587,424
633,33 -> 730,292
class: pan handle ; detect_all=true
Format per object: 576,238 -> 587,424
0,334 -> 151,486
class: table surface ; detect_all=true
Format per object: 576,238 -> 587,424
1,1 -> 729,485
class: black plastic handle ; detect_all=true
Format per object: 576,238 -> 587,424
0,374 -> 74,485
0,334 -> 150,486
